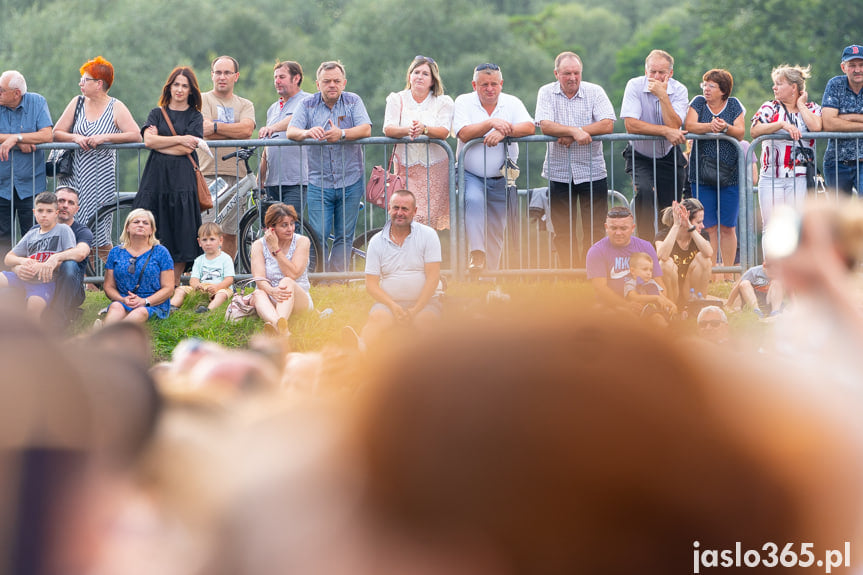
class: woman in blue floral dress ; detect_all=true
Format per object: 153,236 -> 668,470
102,209 -> 174,324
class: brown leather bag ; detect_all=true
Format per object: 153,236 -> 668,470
159,107 -> 213,212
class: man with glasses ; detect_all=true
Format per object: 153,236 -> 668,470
453,62 -> 534,272
287,61 -> 372,275
0,70 -> 53,256
822,45 -> 863,196
536,51 -> 616,268
199,55 -> 256,259
259,61 -> 309,216
620,50 -> 689,242
586,205 -> 664,309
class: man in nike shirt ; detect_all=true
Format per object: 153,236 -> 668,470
586,205 -> 663,308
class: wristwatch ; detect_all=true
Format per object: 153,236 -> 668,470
423,126 -> 429,136
213,121 -> 218,134
340,129 -> 346,140
688,225 -> 697,233
144,298 -> 151,307
720,126 -> 728,134
16,134 -> 22,143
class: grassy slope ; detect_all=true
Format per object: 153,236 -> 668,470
77,279 -> 746,363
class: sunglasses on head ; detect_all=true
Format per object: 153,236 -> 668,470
474,63 -> 500,72
414,55 -> 436,65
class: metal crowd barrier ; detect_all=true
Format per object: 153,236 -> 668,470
8,131 -> 861,282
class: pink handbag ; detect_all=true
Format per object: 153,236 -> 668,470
366,151 -> 404,209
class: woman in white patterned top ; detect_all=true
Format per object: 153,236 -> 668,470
250,203 -> 313,337
750,65 -> 822,228
383,56 -> 454,229
54,56 -> 141,258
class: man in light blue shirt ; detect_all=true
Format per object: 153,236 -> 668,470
259,60 -> 309,214
288,61 -> 372,274
0,70 -> 53,249
620,51 -> 689,242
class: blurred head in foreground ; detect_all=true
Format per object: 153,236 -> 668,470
350,310 -> 863,574
0,307 -> 160,575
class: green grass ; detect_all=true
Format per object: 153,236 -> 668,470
77,278 -> 749,362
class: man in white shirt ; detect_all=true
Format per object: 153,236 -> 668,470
345,190 -> 441,349
453,63 -> 534,272
620,50 -> 689,242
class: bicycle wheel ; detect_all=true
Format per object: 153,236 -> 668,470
237,207 -> 262,274
350,227 -> 383,272
298,219 -> 322,274
85,196 -> 136,278
237,209 -> 323,275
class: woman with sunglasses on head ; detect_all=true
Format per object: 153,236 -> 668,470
685,69 -> 745,281
383,56 -> 453,229
53,56 -> 141,261
133,66 -> 204,286
100,209 -> 174,326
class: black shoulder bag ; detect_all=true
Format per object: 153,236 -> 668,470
46,96 -> 84,178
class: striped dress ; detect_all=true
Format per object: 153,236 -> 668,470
59,97 -> 122,246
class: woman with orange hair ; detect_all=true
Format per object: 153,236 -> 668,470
54,56 -> 141,259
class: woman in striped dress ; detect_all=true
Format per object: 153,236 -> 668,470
53,56 -> 141,259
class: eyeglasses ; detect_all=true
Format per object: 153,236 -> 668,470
415,55 -> 436,64
698,319 -> 725,328
700,82 -> 719,90
127,256 -> 138,275
212,70 -> 237,76
79,77 -> 100,85
474,63 -> 500,72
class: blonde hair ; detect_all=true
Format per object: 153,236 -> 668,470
120,208 -> 160,247
771,64 -> 811,94
405,56 -> 445,97
629,252 -> 653,269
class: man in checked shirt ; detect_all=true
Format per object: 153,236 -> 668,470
536,52 -> 616,268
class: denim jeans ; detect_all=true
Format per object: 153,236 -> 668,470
49,260 -> 85,325
307,179 -> 364,273
265,184 -> 307,216
464,171 -> 511,271
823,159 -> 861,196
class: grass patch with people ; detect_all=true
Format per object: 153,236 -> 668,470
77,278 -> 756,362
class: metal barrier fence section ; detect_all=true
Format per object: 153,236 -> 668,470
9,132 -> 861,282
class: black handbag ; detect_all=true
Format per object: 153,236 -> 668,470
792,142 -> 818,191
45,96 -> 83,178
698,154 -> 735,187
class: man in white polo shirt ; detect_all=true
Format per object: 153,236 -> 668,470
345,189 -> 441,349
453,63 -> 534,272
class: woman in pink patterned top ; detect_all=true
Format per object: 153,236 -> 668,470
383,56 -> 453,229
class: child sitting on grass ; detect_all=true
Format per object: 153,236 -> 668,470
624,251 -> 677,325
170,222 -> 235,314
1,191 -> 76,319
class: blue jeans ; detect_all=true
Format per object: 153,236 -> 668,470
823,159 -> 861,196
464,171 -> 510,271
265,185 -> 306,216
307,179 -> 364,273
49,260 -> 85,325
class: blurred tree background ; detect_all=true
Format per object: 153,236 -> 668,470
0,0 -> 856,193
